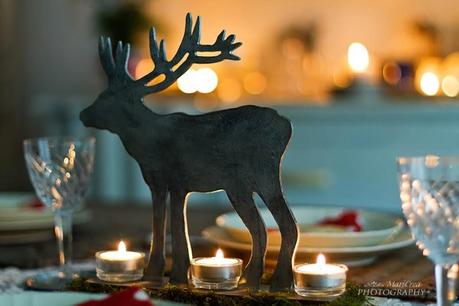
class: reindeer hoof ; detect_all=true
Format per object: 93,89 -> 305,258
269,271 -> 293,292
144,258 -> 166,280
169,272 -> 188,285
240,266 -> 262,290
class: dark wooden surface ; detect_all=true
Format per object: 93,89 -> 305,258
0,203 -> 435,292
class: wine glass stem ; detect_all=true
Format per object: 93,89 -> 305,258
54,212 -> 73,273
435,264 -> 455,306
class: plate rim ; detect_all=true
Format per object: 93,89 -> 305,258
216,206 -> 404,238
0,209 -> 91,231
202,225 -> 415,254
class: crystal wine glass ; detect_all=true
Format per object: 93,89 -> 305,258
23,137 -> 95,288
398,155 -> 459,306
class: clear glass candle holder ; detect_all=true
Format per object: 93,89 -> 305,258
190,256 -> 243,290
293,257 -> 347,301
95,244 -> 145,283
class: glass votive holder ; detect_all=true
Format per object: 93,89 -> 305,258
95,241 -> 145,283
293,254 -> 348,301
190,249 -> 243,290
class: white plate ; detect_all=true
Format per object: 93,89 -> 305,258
0,192 -> 35,208
0,192 -> 92,231
216,206 -> 404,248
0,209 -> 91,231
202,226 -> 415,267
0,230 -> 54,245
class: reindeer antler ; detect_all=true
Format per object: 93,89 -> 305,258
98,37 -> 133,87
97,13 -> 241,95
137,13 -> 242,95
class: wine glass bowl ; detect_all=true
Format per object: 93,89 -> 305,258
398,155 -> 459,305
24,137 -> 95,213
23,136 -> 95,288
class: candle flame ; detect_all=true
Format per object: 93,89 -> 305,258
317,253 -> 326,266
215,249 -> 224,259
118,241 -> 127,253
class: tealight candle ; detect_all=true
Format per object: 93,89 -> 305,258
95,241 -> 145,283
293,254 -> 348,300
190,249 -> 243,290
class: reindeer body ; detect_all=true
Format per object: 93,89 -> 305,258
121,105 -> 291,193
80,14 -> 299,291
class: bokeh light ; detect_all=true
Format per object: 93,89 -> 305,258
177,69 -> 199,94
347,42 -> 369,73
243,72 -> 267,95
196,68 -> 218,94
217,78 -> 242,103
441,75 -> 459,97
419,72 -> 440,96
177,68 -> 219,94
382,62 -> 402,85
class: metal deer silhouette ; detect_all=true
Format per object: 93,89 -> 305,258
80,13 -> 299,291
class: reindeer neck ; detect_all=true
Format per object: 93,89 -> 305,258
115,101 -> 164,164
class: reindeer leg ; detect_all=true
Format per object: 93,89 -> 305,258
258,181 -> 299,292
169,191 -> 191,285
144,187 -> 168,282
226,190 -> 267,289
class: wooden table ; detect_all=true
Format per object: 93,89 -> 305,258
0,203 -> 437,301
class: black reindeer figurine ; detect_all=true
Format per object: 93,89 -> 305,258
80,13 -> 299,291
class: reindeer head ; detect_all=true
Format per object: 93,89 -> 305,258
80,13 -> 242,133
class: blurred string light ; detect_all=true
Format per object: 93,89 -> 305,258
332,70 -> 352,88
177,67 -> 218,94
382,62 -> 402,85
441,75 -> 459,97
243,72 -> 266,95
196,68 -> 219,94
177,69 -> 198,94
347,42 -> 369,73
217,78 -> 242,104
419,72 -> 440,96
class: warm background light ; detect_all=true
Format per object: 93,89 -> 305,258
347,42 -> 369,73
419,72 -> 440,96
196,68 -> 218,94
177,69 -> 199,94
217,78 -> 242,104
415,57 -> 441,96
441,75 -> 459,97
243,72 -> 267,95
177,68 -> 218,94
135,58 -> 154,79
382,62 -> 402,85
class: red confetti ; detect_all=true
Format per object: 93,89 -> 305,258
27,198 -> 46,210
77,287 -> 154,306
318,210 -> 362,232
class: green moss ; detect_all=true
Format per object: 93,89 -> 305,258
327,283 -> 374,306
67,279 -> 373,306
